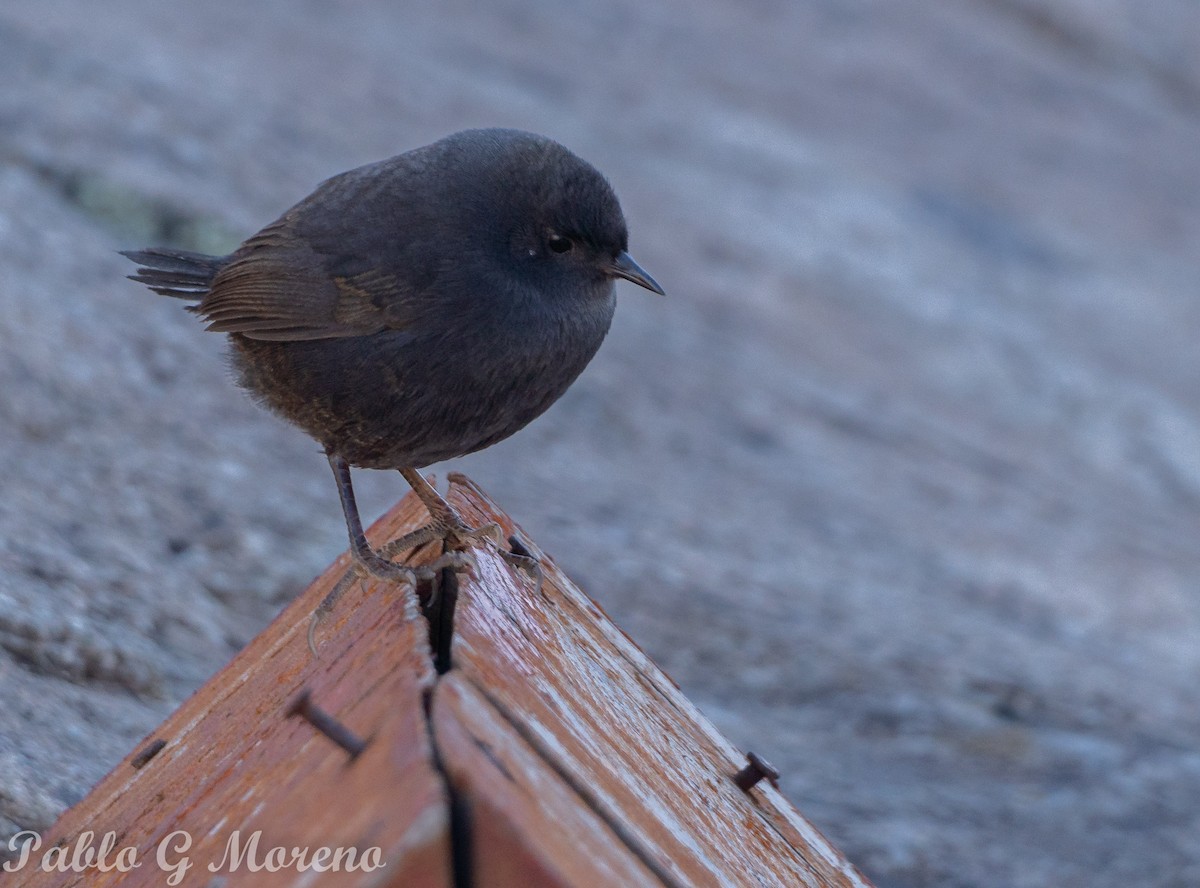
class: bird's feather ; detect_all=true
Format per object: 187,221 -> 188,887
195,223 -> 409,341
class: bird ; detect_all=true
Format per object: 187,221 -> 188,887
123,127 -> 663,589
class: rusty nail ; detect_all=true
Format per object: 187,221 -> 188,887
130,738 -> 167,769
288,690 -> 367,760
733,751 -> 780,791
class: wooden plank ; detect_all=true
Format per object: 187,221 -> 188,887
17,494 -> 451,888
15,476 -> 871,887
446,474 -> 871,888
433,672 -> 666,887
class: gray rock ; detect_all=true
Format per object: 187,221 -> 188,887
1,2 -> 1198,885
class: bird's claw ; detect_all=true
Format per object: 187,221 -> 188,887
414,549 -> 478,581
308,547 -> 478,657
501,533 -> 544,596
445,519 -> 505,551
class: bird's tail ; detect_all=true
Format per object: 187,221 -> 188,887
120,248 -> 229,300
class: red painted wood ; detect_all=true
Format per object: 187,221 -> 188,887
16,476 -> 871,887
434,673 -> 662,887
18,494 -> 451,888
446,475 -> 872,888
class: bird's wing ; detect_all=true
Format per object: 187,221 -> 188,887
194,222 -> 418,342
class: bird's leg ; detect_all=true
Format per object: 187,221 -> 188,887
329,452 -> 423,583
401,468 -> 544,594
328,453 -> 470,580
311,454 -> 474,654
398,467 -> 504,549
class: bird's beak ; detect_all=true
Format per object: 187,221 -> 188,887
609,251 -> 665,295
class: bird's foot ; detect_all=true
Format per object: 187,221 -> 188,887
357,546 -> 476,585
443,518 -> 506,551
375,523 -> 447,562
440,519 -> 542,594
308,545 -> 476,656
500,533 -> 545,596
399,468 -> 505,553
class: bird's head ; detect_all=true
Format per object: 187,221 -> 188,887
451,129 -> 664,298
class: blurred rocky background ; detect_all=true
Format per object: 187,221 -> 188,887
1,2 -> 1198,886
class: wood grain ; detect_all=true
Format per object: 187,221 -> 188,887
17,478 -> 870,887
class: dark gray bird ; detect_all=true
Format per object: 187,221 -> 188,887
123,128 -> 663,584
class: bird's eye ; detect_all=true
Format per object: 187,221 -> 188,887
547,234 -> 573,254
